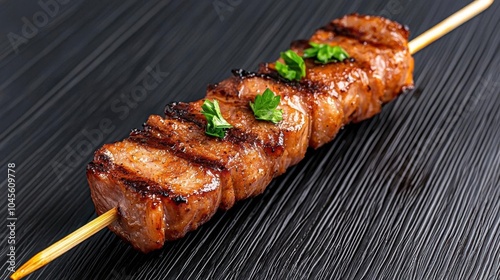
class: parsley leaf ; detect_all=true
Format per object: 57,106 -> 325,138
275,50 -> 306,81
201,99 -> 233,138
303,42 -> 349,64
249,89 -> 283,123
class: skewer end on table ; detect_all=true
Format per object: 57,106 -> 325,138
409,0 -> 494,54
10,208 -> 118,280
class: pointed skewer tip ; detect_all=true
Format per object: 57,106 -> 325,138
10,208 -> 118,280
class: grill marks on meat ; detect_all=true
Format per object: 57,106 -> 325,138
88,140 -> 224,252
87,14 -> 414,252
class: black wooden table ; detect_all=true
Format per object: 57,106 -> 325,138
1,0 -> 499,279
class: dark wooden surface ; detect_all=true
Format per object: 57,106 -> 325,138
1,0 -> 499,279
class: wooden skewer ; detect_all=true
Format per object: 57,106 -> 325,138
10,0 -> 493,279
10,208 -> 118,280
409,0 -> 493,54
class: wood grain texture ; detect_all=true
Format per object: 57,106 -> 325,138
1,0 -> 499,279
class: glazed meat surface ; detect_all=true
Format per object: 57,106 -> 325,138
87,14 -> 414,252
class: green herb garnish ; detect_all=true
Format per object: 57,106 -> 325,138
275,50 -> 306,81
201,99 -> 233,138
250,89 -> 283,124
303,43 -> 349,64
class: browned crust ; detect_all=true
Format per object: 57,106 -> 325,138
87,14 -> 414,252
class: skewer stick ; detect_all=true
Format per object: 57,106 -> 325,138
10,0 -> 493,279
10,208 -> 118,280
409,0 -> 493,54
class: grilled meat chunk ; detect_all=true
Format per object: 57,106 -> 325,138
87,14 -> 414,252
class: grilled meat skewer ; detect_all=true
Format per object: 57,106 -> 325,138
87,14 -> 414,253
